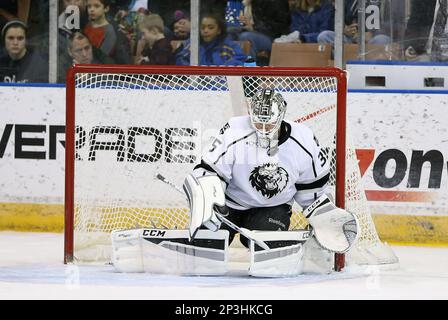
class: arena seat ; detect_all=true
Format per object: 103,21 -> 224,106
343,43 -> 399,62
269,43 -> 332,67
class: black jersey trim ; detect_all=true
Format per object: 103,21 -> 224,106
213,131 -> 256,164
295,172 -> 330,191
289,136 -> 318,177
278,121 -> 291,146
225,193 -> 252,209
194,160 -> 228,186
225,194 -> 241,207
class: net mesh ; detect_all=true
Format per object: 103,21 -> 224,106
70,70 -> 397,265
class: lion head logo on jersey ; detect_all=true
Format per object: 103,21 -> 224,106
249,163 -> 289,198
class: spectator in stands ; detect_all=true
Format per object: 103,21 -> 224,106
145,0 -> 189,31
0,0 -> 31,56
83,0 -> 117,58
113,0 -> 149,56
289,0 -> 334,43
176,12 -> 247,66
404,0 -> 448,62
227,0 -> 291,65
147,1 -> 226,41
83,0 -> 133,64
58,1 -> 89,82
172,10 -> 191,40
0,1 -> 50,69
0,20 -> 48,83
67,30 -> 115,64
136,14 -> 175,65
317,0 -> 391,46
58,30 -> 115,82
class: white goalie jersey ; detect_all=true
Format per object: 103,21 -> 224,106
193,115 -> 330,211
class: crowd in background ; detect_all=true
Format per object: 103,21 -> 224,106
0,0 -> 446,83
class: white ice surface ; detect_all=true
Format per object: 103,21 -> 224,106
0,232 -> 447,300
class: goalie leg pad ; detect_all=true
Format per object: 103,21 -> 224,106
111,229 -> 229,275
248,230 -> 311,277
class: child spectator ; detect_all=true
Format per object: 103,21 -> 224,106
172,10 -> 190,40
0,20 -> 48,83
113,0 -> 149,57
136,14 -> 175,65
83,0 -> 117,58
175,12 -> 247,66
147,1 -> 189,29
289,0 -> 334,43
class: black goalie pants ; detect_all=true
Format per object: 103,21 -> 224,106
221,204 -> 292,248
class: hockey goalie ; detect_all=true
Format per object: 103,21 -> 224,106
111,88 -> 359,277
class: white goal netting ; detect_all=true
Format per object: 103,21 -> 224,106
66,67 -> 398,267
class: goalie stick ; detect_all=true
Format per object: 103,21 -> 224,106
156,173 -> 270,250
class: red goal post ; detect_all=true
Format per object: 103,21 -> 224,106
64,64 -> 392,271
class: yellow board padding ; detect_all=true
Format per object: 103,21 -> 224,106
0,203 -> 191,232
0,202 -> 64,232
372,214 -> 448,247
1,202 -> 448,246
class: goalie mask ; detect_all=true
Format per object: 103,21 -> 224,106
249,89 -> 287,149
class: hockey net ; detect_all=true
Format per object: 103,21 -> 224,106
65,65 -> 398,269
